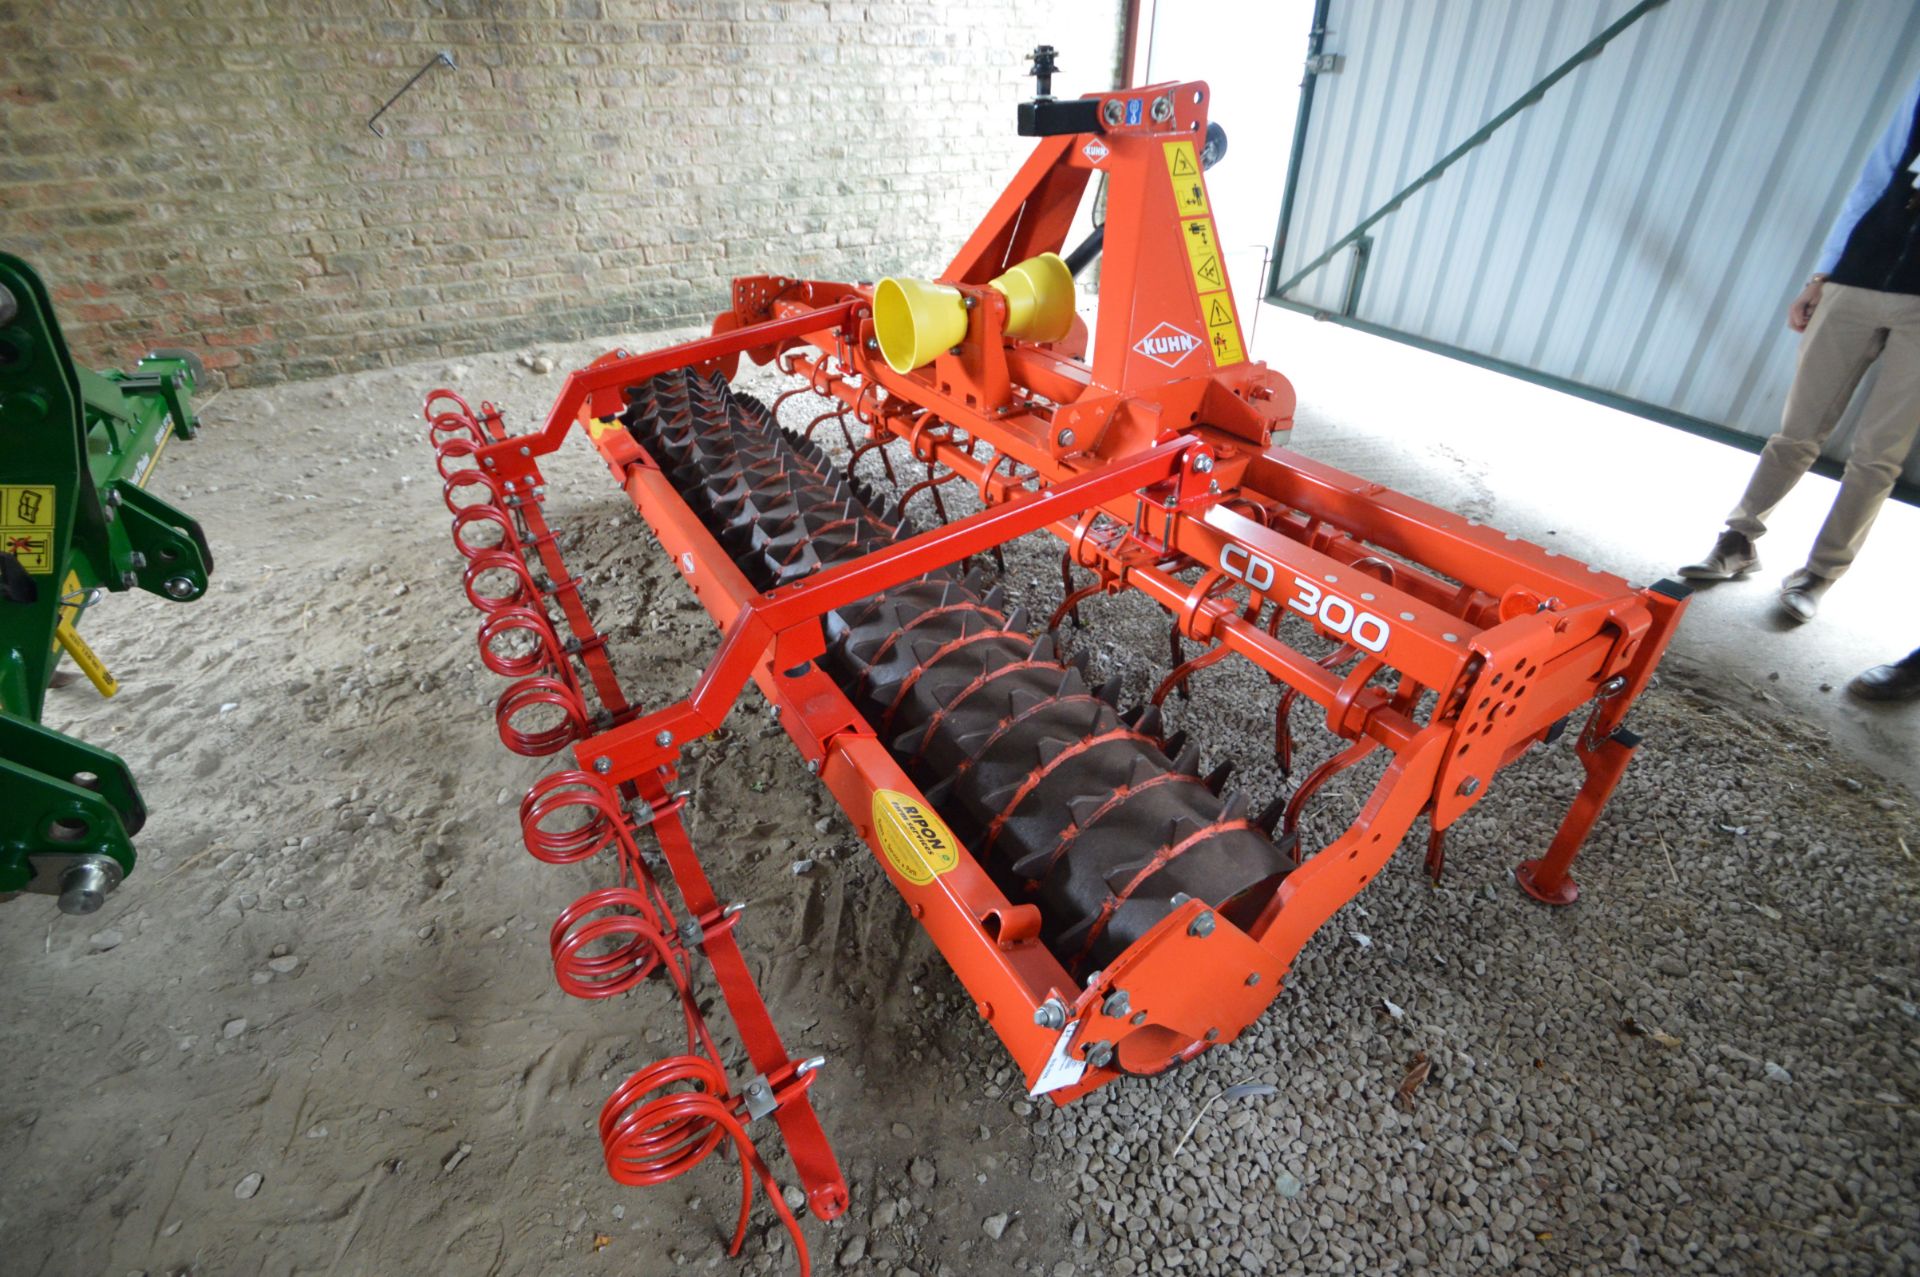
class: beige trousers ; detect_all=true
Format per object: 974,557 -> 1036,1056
1727,282 -> 1920,579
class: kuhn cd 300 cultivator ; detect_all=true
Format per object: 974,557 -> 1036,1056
423,57 -> 1687,1271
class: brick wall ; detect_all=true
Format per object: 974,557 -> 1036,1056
0,1 -> 1124,386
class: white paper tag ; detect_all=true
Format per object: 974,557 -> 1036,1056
1029,1020 -> 1088,1097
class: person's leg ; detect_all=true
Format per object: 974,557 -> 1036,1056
1726,284 -> 1888,540
1802,296 -> 1920,580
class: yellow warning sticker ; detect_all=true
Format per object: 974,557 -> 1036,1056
1199,290 -> 1245,367
1162,140 -> 1209,215
1,485 -> 56,575
1181,217 -> 1227,296
872,789 -> 961,886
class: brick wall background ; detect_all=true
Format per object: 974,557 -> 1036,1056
0,0 -> 1124,386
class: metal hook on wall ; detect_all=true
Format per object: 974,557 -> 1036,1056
368,51 -> 457,138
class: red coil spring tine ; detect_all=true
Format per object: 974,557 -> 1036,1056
520,769 -> 628,864
463,547 -> 535,613
429,407 -> 481,437
479,606 -> 564,679
800,406 -> 843,444
435,435 -> 481,480
496,676 -> 587,756
442,467 -> 504,516
450,503 -> 519,559
1150,640 -> 1234,707
422,388 -> 476,424
1282,736 -> 1380,839
550,886 -> 671,998
599,1056 -> 813,1276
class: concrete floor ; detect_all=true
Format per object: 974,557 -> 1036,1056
1251,304 -> 1920,784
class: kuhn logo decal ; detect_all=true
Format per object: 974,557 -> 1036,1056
1081,138 -> 1109,164
1133,322 -> 1203,368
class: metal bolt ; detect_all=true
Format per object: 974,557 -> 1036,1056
127,552 -> 147,570
1457,776 -> 1481,797
162,576 -> 195,599
482,457 -> 495,468
1084,1040 -> 1114,1068
865,338 -> 879,351
1102,98 -> 1125,126
1032,997 -> 1067,1030
1056,428 -> 1075,448
796,1055 -> 826,1076
119,571 -> 138,589
962,295 -> 977,310
1151,94 -> 1174,122
56,859 -> 118,915
1192,454 -> 1214,473
1101,989 -> 1131,1018
616,349 -> 629,358
1599,675 -> 1627,698
1130,1011 -> 1147,1026
593,755 -> 611,774
1204,1027 -> 1220,1043
1245,972 -> 1262,986
519,446 -> 531,457
806,759 -> 820,775
1208,479 -> 1221,494
654,729 -> 673,747
104,489 -> 124,507
1188,910 -> 1216,938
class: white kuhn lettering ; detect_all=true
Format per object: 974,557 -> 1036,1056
1132,322 -> 1203,369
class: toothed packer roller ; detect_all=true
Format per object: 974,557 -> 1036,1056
621,370 -> 1294,975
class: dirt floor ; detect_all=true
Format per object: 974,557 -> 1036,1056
3,331 -> 1917,1277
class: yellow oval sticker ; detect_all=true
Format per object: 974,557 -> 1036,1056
872,790 -> 960,885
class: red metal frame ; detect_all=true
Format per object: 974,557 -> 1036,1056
423,76 -> 1690,1271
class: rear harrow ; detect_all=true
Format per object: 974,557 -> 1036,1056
422,50 -> 1690,1272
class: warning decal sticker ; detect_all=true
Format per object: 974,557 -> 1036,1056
1162,140 -> 1209,215
872,789 -> 961,886
1199,290 -> 1245,367
1181,217 -> 1226,295
1,485 -> 56,575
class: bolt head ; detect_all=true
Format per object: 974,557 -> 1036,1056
163,576 -> 195,599
1457,776 -> 1480,797
593,756 -> 611,774
1102,989 -> 1131,1018
119,571 -> 138,589
1056,428 -> 1075,448
1102,98 -> 1125,126
1151,94 -> 1174,122
865,338 -> 879,351
654,729 -> 673,747
1032,998 -> 1066,1030
1188,910 -> 1216,938
518,445 -> 531,457
1193,454 -> 1214,473
1084,1040 -> 1114,1068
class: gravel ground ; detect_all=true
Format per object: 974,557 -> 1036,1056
2,331 -> 1915,1276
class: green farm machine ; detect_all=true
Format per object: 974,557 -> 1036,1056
0,253 -> 212,914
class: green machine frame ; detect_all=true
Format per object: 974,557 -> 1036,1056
0,253 -> 213,914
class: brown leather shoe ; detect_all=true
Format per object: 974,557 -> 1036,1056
1848,649 -> 1920,703
1678,530 -> 1759,581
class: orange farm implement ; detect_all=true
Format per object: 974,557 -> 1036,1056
422,56 -> 1688,1274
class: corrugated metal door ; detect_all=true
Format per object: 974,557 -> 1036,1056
1269,0 -> 1920,496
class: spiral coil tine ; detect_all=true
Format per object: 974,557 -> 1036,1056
599,1055 -> 813,1275
495,676 -> 588,756
463,547 -> 537,613
520,769 -> 632,865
